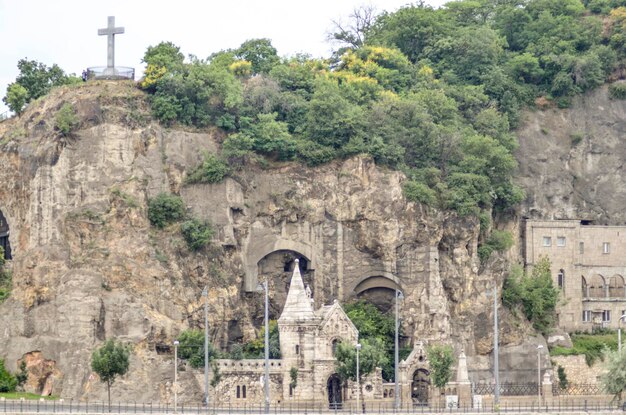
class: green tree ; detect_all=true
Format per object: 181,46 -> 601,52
334,338 -> 389,411
0,359 -> 17,393
142,41 -> 185,71
235,39 -> 280,74
91,340 -> 130,410
147,193 -> 185,229
600,348 -> 626,402
3,83 -> 28,115
426,344 -> 454,389
186,154 -> 230,184
8,59 -> 75,103
177,329 -> 217,368
241,320 -> 281,359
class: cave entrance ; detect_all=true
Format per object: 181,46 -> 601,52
354,276 -> 399,313
411,368 -> 430,405
256,250 -> 313,320
0,210 -> 11,260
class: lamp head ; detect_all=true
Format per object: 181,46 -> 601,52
174,340 -> 180,346
256,282 -> 266,292
537,344 -> 544,350
397,290 -> 404,300
356,343 -> 362,350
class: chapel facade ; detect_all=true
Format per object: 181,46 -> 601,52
209,260 -> 446,408
524,220 -> 626,332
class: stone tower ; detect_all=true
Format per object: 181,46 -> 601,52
278,259 -> 318,398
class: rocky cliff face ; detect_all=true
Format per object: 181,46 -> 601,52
0,81 -> 551,401
516,84 -> 626,224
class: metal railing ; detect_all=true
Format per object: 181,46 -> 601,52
86,67 -> 135,80
0,399 -> 621,414
553,383 -> 606,396
472,383 -> 540,396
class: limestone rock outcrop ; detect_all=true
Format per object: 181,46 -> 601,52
0,80 -> 575,401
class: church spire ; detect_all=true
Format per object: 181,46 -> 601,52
278,259 -> 315,322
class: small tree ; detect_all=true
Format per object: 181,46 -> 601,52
177,329 -> 218,368
91,340 -> 130,411
601,348 -> 626,403
0,359 -> 17,393
180,218 -> 214,251
289,367 -> 298,389
3,83 -> 28,115
335,338 -> 388,411
426,344 -> 455,391
15,361 -> 28,391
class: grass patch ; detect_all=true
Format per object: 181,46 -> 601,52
0,392 -> 58,400
550,332 -> 617,366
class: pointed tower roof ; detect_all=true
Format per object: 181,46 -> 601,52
278,259 -> 315,323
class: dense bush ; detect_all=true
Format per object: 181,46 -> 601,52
55,103 -> 79,136
177,329 -> 218,368
180,218 -> 214,251
478,229 -> 514,262
0,360 -> 17,393
344,300 -> 410,381
551,332 -> 617,366
502,257 -> 559,334
186,154 -> 230,184
0,247 -> 10,304
147,193 -> 185,229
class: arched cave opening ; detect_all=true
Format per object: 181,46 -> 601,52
353,275 -> 400,313
255,250 -> 313,322
0,210 -> 12,260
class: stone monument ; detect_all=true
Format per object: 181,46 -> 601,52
87,16 -> 134,80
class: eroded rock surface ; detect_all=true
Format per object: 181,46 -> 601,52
0,81 -> 543,400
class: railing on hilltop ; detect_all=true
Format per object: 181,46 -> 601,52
86,66 -> 135,80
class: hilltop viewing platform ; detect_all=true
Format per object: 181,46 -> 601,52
85,66 -> 134,80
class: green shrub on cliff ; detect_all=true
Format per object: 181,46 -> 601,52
147,193 -> 185,228
180,218 -> 213,251
0,360 -> 17,393
502,258 -> 558,334
55,103 -> 79,136
186,153 -> 230,184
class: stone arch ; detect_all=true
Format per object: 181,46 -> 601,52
588,274 -> 606,298
245,238 -> 315,291
352,273 -> 400,313
411,368 -> 430,405
0,209 -> 12,260
609,275 -> 625,298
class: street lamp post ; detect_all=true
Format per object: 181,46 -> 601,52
487,284 -> 500,406
356,343 -> 362,413
174,340 -> 180,414
619,314 -> 626,353
202,286 -> 209,407
394,289 -> 404,410
537,345 -> 544,406
257,281 -> 270,414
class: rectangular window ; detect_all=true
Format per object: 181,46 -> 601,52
582,310 -> 591,322
603,310 -> 611,322
237,385 -> 241,399
557,271 -> 564,289
557,237 -> 566,247
579,242 -> 584,254
289,385 -> 293,397
543,236 -> 552,247
603,242 -> 610,254
295,345 -> 299,354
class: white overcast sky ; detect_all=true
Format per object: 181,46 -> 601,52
0,0 -> 448,114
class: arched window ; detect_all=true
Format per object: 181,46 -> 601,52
331,339 -> 339,356
242,385 -> 247,399
609,275 -> 625,298
589,274 -> 606,298
236,385 -> 241,398
295,344 -> 299,355
558,269 -> 565,290
582,276 -> 589,298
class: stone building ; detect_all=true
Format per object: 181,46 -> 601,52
524,220 -> 626,332
210,259 -> 460,408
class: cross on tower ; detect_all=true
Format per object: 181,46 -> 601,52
98,16 -> 125,71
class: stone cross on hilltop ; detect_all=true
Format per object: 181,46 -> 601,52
98,16 -> 125,73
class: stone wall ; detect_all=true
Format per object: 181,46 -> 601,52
551,355 -> 605,384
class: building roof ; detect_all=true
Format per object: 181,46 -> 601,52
278,259 -> 316,323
